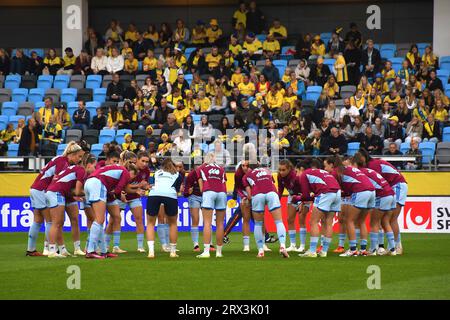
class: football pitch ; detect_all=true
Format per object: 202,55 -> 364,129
1,232 -> 450,300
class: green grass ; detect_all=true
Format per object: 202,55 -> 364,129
1,232 -> 450,300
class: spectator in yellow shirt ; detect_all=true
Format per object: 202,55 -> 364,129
122,133 -> 137,152
233,1 -> 247,29
43,48 -> 63,76
124,52 -> 138,75
57,47 -> 76,75
350,89 -> 366,110
191,20 -> 207,46
195,90 -> 212,113
205,46 -> 222,73
266,86 -> 283,110
262,33 -> 280,59
143,49 -> 157,76
121,40 -> 133,57
323,75 -> 340,99
143,24 -> 159,46
422,45 -> 438,70
357,76 -> 372,97
310,35 -> 326,57
334,52 -> 348,84
229,35 -> 243,57
406,44 -> 421,69
206,19 -> 223,45
432,99 -> 448,122
231,67 -> 244,85
124,23 -> 139,43
382,61 -> 396,84
205,76 -> 218,98
173,100 -> 191,125
38,97 -> 59,126
238,74 -> 256,96
173,45 -> 187,72
373,73 -> 390,95
383,89 -> 401,107
243,33 -> 263,59
269,19 -> 288,43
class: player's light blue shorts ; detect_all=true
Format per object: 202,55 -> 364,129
84,177 -> 107,204
393,182 -> 408,206
376,195 -> 396,212
188,195 -> 202,208
30,188 -> 47,210
314,190 -> 342,213
252,191 -> 281,213
80,201 -> 91,210
287,195 -> 311,210
118,198 -> 142,210
202,191 -> 227,211
45,191 -> 65,208
351,190 -> 376,209
342,196 -> 351,205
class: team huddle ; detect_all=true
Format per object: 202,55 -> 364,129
25,141 -> 407,259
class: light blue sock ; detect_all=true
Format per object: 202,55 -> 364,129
395,233 -> 401,246
378,230 -> 385,248
275,220 -> 286,247
85,228 -> 90,250
322,237 -> 331,253
27,222 -> 42,251
338,233 -> 346,247
105,233 -> 111,249
254,221 -> 264,250
288,229 -> 296,246
137,233 -> 144,249
99,228 -> 107,254
349,239 -> 357,251
309,236 -> 319,252
164,224 -> 170,245
87,222 -> 102,253
360,239 -> 368,250
243,236 -> 250,246
45,222 -> 52,242
369,232 -> 378,252
320,235 -> 324,245
113,231 -> 121,247
355,228 -> 360,243
386,232 -> 395,251
190,226 -> 199,245
299,228 -> 307,246
157,224 -> 167,246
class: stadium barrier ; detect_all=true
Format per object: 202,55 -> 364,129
0,173 -> 449,233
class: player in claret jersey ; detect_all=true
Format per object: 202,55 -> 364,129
26,141 -> 84,257
45,153 -> 97,258
84,161 -> 138,259
356,149 -> 408,255
296,159 -> 341,258
352,156 -> 397,256
196,153 -> 227,259
243,161 -> 289,259
183,165 -> 203,252
324,156 -> 376,257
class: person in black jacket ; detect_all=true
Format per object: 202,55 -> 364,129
295,34 -> 311,60
10,49 -> 29,75
343,40 -> 361,85
187,48 -> 207,75
383,116 -> 403,148
324,126 -> 348,155
309,57 -> 331,86
361,39 -> 382,79
172,74 -> 190,97
0,49 -> 10,75
91,107 -> 107,130
133,32 -> 154,61
360,126 -> 382,155
71,100 -> 90,133
18,118 -> 40,170
106,73 -> 125,102
326,29 -> 345,55
426,70 -> 444,92
262,59 -> 280,85
246,1 -> 265,34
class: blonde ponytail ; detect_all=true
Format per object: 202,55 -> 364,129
120,150 -> 137,165
204,152 -> 216,165
63,141 -> 82,156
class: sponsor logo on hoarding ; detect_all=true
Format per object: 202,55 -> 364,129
403,201 -> 432,231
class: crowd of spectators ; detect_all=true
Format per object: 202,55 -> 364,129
1,0 -> 449,170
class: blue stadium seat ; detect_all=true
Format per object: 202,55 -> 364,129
437,69 -> 450,85
192,114 -> 202,125
307,85 -> 323,93
323,58 -> 336,74
99,129 -> 115,144
281,46 -> 295,55
34,101 -> 45,112
28,88 -> 45,103
256,34 -> 266,42
1,102 -> 19,117
276,66 -> 286,78
25,115 -> 32,123
7,143 -> 19,157
37,75 -> 54,90
57,144 -> 67,156
306,92 -> 320,102
445,84 -> 450,99
389,57 -> 404,73
400,142 -> 409,154
443,127 -> 450,142
86,101 -> 101,120
53,75 -> 70,89
347,142 -> 360,156
184,47 -> 197,60
11,88 -> 28,104
440,56 -> 450,71
115,129 -> 133,144
28,48 -> 45,58
86,75 -> 102,89
419,142 -> 436,164
8,115 -> 25,128
93,88 -> 107,103
320,32 -> 332,44
184,74 -> 193,86
417,43 -> 429,56
67,101 -> 78,118
91,143 -> 103,157
0,115 -> 8,130
4,75 -> 21,89
380,44 -> 396,60
61,88 -> 77,103
138,61 -> 143,72
273,60 -> 288,68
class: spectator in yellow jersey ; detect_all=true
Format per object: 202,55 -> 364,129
105,19 -> 123,43
42,115 -> 62,146
124,52 -> 138,75
357,75 -> 372,97
166,87 -> 184,109
323,75 -> 340,99
334,52 -> 348,85
164,58 -> 181,84
57,47 -> 76,75
121,40 -> 133,57
142,49 -> 157,77
205,46 -> 222,74
122,133 -> 138,152
205,76 -> 218,98
38,97 -> 59,126
269,19 -> 288,44
195,90 -> 212,114
231,67 -> 244,86
173,100 -> 190,125
266,86 -> 283,111
367,87 -> 382,109
350,89 -> 366,110
238,74 -> 256,96
228,35 -> 243,58
406,44 -> 421,70
206,19 -> 223,45
233,1 -> 248,30
310,35 -> 326,57
262,33 -> 280,59
383,89 -> 401,107
191,20 -> 207,46
173,45 -> 187,72
187,48 -> 207,75
432,99 -> 448,123
143,24 -> 159,46
243,33 -> 263,59
382,61 -> 396,84
173,19 -> 190,45
124,23 -> 139,44
373,73 -> 390,95
43,49 -> 63,76
422,45 -> 438,70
